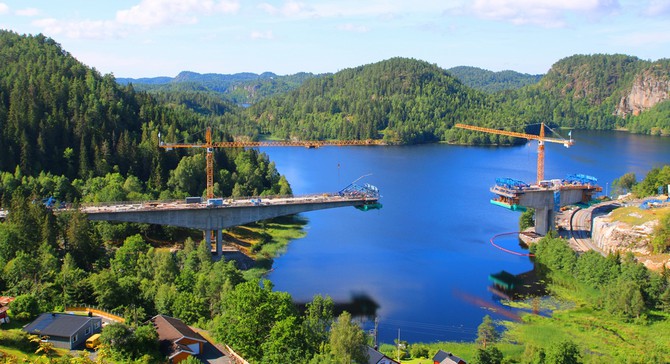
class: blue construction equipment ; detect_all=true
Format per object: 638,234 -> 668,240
639,198 -> 670,210
565,174 -> 597,185
338,182 -> 380,199
207,198 -> 224,207
494,178 -> 529,190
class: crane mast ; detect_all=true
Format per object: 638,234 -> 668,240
159,127 -> 384,199
454,123 -> 573,184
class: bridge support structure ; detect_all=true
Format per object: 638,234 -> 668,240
85,194 -> 380,256
492,184 -> 602,236
203,230 -> 224,255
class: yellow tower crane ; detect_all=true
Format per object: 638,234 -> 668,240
454,123 -> 574,184
159,127 -> 384,199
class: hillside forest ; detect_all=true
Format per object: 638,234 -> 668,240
0,30 -> 670,363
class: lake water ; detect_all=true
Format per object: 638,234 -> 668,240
260,130 -> 670,344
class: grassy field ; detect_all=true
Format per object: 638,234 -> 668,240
374,309 -> 670,363
373,278 -> 670,363
607,205 -> 670,226
0,324 -> 74,363
222,215 -> 307,280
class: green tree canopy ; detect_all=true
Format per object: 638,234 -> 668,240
328,311 -> 368,364
545,340 -> 582,364
476,315 -> 500,349
213,279 -> 296,362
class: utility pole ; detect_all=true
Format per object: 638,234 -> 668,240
396,328 -> 400,362
373,317 -> 379,350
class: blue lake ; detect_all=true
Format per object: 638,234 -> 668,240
259,130 -> 670,344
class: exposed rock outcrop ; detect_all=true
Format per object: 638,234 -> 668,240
592,215 -> 656,255
615,68 -> 670,117
592,211 -> 670,270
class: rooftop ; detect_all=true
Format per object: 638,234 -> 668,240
23,313 -> 101,338
150,314 -> 206,343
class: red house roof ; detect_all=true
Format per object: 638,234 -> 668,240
150,315 -> 206,343
0,297 -> 15,306
150,314 -> 207,360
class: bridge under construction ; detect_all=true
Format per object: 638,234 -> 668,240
82,182 -> 381,255
455,123 -> 602,235
490,175 -> 602,235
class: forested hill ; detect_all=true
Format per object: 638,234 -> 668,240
118,71 -> 318,105
248,57 -> 506,145
0,30 -> 156,181
0,30 -> 290,205
506,54 -> 670,133
447,66 -> 543,93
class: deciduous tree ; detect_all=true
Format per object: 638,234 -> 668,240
328,311 -> 368,364
545,340 -> 582,364
476,315 -> 499,348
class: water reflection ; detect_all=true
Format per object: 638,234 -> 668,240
295,292 -> 380,319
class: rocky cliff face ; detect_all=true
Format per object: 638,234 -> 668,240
615,69 -> 670,117
592,214 -> 656,255
592,212 -> 670,270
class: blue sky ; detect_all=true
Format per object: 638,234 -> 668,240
0,0 -> 668,78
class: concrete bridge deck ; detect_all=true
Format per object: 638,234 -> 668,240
1,193 -> 379,256
491,182 -> 602,235
81,193 -> 378,230
81,192 -> 379,255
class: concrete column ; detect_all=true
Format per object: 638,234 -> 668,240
216,229 -> 223,256
534,207 -> 551,236
205,230 -> 212,253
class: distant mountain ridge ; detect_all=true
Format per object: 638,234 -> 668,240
446,66 -> 543,93
7,25 -> 665,155
248,55 -> 670,142
118,71 -> 321,104
248,57 -> 498,145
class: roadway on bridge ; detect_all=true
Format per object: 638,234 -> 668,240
79,193 -> 371,214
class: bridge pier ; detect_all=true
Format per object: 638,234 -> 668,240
533,206 -> 554,236
83,194 -> 381,259
513,186 -> 600,236
204,230 -> 224,256
217,230 -> 222,256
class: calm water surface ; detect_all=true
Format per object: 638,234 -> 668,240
259,130 -> 670,344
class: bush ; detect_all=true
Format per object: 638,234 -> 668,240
652,212 -> 670,253
0,329 -> 37,353
9,294 -> 39,321
410,344 -> 429,358
519,208 -> 535,231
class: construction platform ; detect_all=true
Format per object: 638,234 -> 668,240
490,175 -> 602,235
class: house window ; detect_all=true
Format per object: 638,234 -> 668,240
94,321 -> 100,329
72,334 -> 78,343
85,327 -> 90,335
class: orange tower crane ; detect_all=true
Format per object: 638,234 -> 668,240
159,127 -> 384,199
454,123 -> 574,184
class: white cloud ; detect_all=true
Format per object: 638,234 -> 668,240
258,1 -> 311,17
29,0 -> 240,40
645,0 -> 670,16
468,0 -> 620,27
257,0 -> 457,19
115,0 -> 239,27
0,3 -> 9,14
33,18 -> 125,40
250,30 -> 274,40
216,0 -> 240,13
337,23 -> 370,33
617,31 -> 670,46
16,7 -> 39,17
